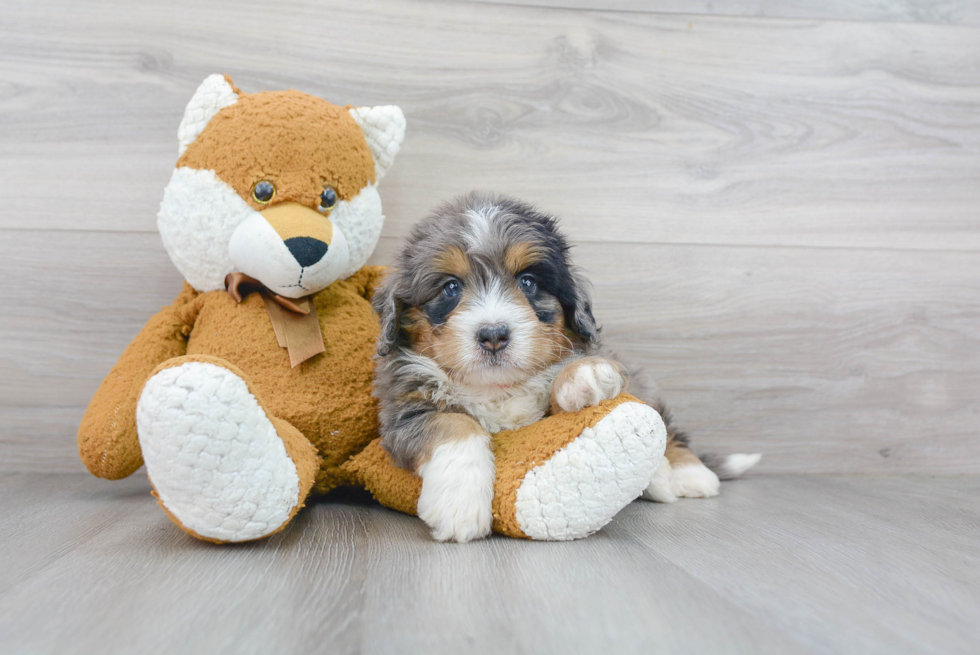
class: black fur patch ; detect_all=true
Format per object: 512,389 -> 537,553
424,293 -> 461,326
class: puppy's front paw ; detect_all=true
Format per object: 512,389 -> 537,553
641,458 -> 720,502
672,462 -> 720,498
417,435 -> 495,543
551,356 -> 629,414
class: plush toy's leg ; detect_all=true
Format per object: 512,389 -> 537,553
491,395 -> 665,540
344,393 -> 666,541
136,355 -> 320,543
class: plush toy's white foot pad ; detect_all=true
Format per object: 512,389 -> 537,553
514,402 -> 666,540
137,361 -> 300,543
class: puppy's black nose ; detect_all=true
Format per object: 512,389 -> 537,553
477,324 -> 510,353
284,237 -> 328,268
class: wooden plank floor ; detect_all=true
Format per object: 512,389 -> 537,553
0,473 -> 976,654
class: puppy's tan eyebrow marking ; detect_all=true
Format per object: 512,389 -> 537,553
433,245 -> 472,278
504,242 -> 543,275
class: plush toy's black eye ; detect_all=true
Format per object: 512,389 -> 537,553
518,273 -> 537,295
319,186 -> 338,212
443,279 -> 462,298
252,180 -> 275,204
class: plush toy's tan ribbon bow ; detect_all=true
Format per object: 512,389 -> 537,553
225,272 -> 325,368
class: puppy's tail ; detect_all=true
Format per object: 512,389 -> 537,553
700,453 -> 762,481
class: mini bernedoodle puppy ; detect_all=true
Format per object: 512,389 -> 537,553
373,192 -> 760,542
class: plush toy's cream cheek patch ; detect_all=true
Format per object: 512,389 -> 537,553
328,184 -> 384,279
158,167 -> 256,293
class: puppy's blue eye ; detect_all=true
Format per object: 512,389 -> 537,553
518,274 -> 537,295
443,279 -> 461,298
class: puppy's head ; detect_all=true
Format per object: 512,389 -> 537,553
375,192 -> 598,387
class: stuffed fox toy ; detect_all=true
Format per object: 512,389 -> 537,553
77,75 -> 667,543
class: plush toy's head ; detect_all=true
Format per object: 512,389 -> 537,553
158,74 -> 405,298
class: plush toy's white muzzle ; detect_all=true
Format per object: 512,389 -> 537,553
228,203 -> 350,299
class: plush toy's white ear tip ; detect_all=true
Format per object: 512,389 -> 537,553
177,74 -> 239,157
349,105 -> 406,181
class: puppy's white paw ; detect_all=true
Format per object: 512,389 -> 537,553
641,458 -> 720,502
672,462 -> 720,498
641,456 -> 678,503
417,435 -> 495,543
553,357 -> 627,413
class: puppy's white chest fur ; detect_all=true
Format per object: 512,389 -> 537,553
405,354 -> 561,433
460,378 -> 552,434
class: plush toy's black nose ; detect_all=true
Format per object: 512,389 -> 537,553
284,237 -> 328,268
476,324 -> 511,353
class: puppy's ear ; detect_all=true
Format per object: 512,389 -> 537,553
372,274 -> 403,356
567,270 -> 599,345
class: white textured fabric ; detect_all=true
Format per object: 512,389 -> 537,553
228,210 -> 351,299
137,362 -> 300,543
158,167 -> 381,294
329,182 -> 385,279
349,105 -> 406,181
177,74 -> 238,156
158,167 -> 255,292
515,402 -> 666,541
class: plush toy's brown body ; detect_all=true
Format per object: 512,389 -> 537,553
77,76 -> 667,544
79,269 -> 383,494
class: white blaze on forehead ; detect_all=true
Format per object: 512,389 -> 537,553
459,279 -> 528,331
450,279 -> 541,386
462,204 -> 500,250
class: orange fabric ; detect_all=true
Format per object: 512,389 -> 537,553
143,354 -> 322,543
77,286 -> 195,479
177,90 -> 375,212
344,394 -> 643,539
77,267 -> 386,494
225,272 -> 327,367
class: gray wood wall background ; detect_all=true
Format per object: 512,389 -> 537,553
1,0 -> 978,475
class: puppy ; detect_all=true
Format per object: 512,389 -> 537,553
372,192 -> 759,542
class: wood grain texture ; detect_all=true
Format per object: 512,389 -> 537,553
468,0 -> 980,26
1,0 -> 979,250
0,0 -> 978,475
2,231 -> 977,474
0,473 -> 977,654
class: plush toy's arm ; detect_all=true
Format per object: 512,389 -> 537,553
347,265 -> 389,302
77,286 -> 198,480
